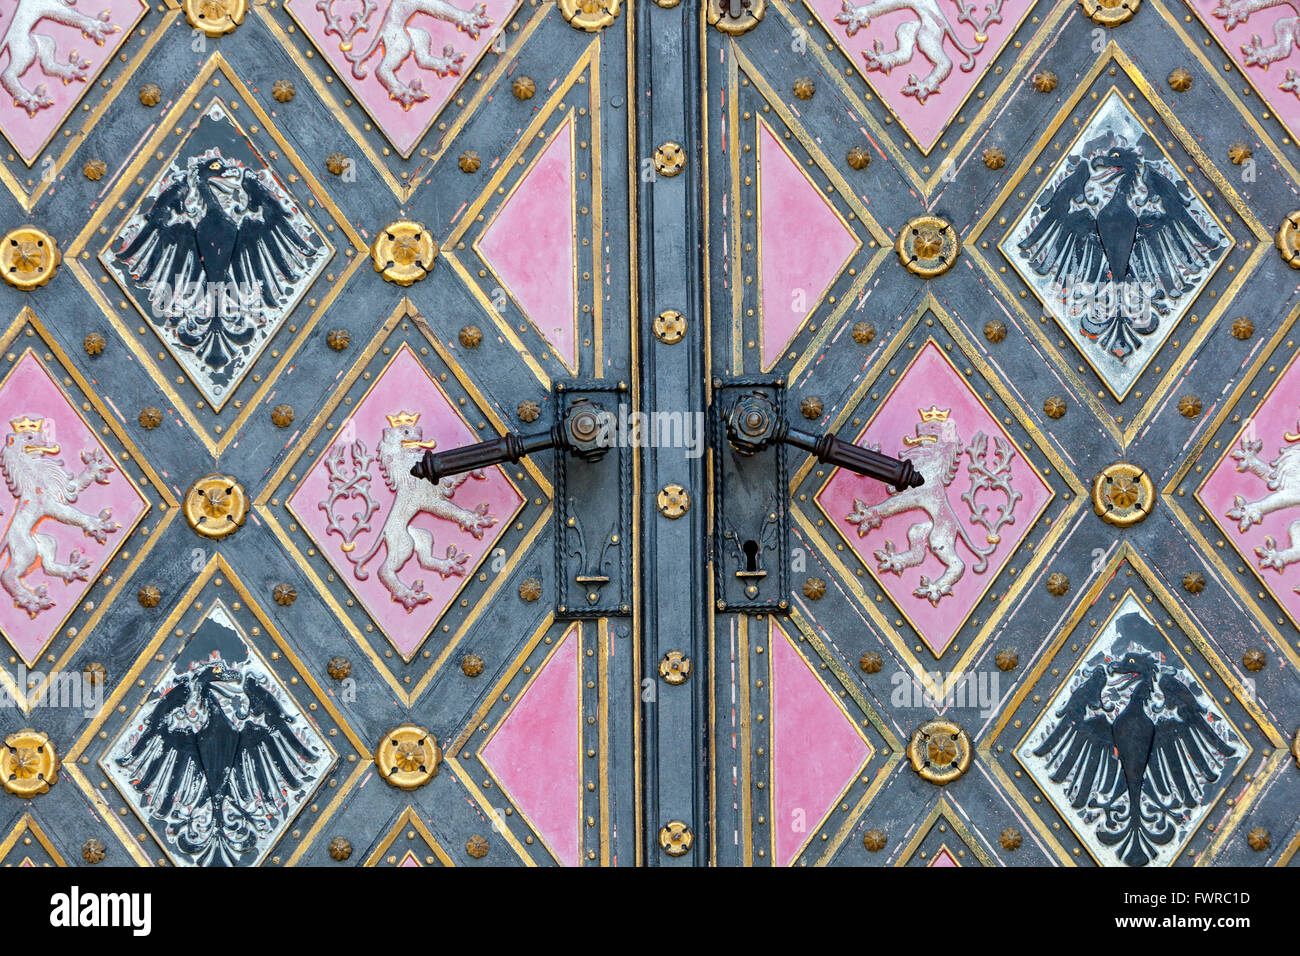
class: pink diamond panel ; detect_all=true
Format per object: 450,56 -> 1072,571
0,352 -> 147,665
288,345 -> 522,659
1190,0 -> 1300,143
806,0 -> 1035,153
1200,351 -> 1300,627
478,117 -> 578,372
758,123 -> 858,370
770,620 -> 872,867
0,0 -> 147,165
481,625 -> 580,867
284,0 -> 517,157
815,341 -> 1051,655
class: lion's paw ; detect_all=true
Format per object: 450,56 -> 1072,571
874,541 -> 907,575
914,577 -> 952,605
461,504 -> 497,540
1227,495 -> 1262,532
16,584 -> 53,618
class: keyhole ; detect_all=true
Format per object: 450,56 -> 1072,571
742,539 -> 761,574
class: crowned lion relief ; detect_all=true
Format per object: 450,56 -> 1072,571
834,0 -> 1004,103
319,411 -> 497,611
0,415 -> 119,618
0,0 -> 121,117
316,0 -> 493,109
1225,412 -> 1300,574
844,406 -> 1022,605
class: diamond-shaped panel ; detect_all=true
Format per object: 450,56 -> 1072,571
480,623 -> 580,867
103,99 -> 330,410
1199,350 -> 1300,628
283,0 -> 519,158
1017,592 -> 1243,867
769,619 -> 872,867
288,344 -> 524,661
0,0 -> 146,164
103,599 -> 334,866
814,340 -> 1052,656
0,350 -> 147,667
1001,90 -> 1231,399
756,121 -> 859,371
804,0 -> 1036,153
478,114 -> 578,372
1190,0 -> 1300,145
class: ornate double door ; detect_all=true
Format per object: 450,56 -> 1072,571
0,0 -> 1296,869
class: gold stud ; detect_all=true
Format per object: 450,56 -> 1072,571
1031,71 -> 1057,93
1183,572 -> 1206,594
328,837 -> 352,861
138,407 -> 162,430
326,153 -> 350,176
272,583 -> 297,607
1230,317 -> 1254,340
862,829 -> 887,852
466,833 -> 490,858
519,578 -> 542,602
0,730 -> 59,797
800,397 -> 824,419
272,79 -> 296,103
983,146 -> 1006,170
1228,143 -> 1252,165
458,151 -> 481,174
996,648 -> 1019,671
461,654 -> 485,677
0,227 -> 60,291
137,585 -> 161,608
327,657 -> 351,680
327,328 -> 351,350
859,651 -> 883,673
654,142 -> 686,178
653,309 -> 686,344
847,146 -> 871,171
82,839 -> 107,864
851,321 -> 876,344
999,828 -> 1023,851
658,820 -> 694,856
459,325 -> 483,348
803,577 -> 826,599
271,404 -> 295,428
657,484 -> 690,519
792,77 -> 815,100
558,0 -> 621,31
907,720 -> 971,785
897,215 -> 959,277
1243,649 -> 1266,672
138,83 -> 162,107
184,0 -> 246,36
83,159 -> 107,181
659,650 -> 692,685
984,320 -> 1007,343
1093,462 -> 1154,527
1043,397 -> 1066,419
375,725 -> 441,791
1046,572 -> 1069,596
1168,68 -> 1193,92
512,76 -> 536,100
517,400 -> 541,423
371,220 -> 437,286
183,474 -> 249,539
83,332 -> 106,355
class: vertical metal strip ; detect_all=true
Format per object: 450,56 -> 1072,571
636,0 -> 709,865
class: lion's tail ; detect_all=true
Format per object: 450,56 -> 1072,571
956,524 -> 996,574
344,25 -> 384,79
349,532 -> 384,580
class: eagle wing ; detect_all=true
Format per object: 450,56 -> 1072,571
115,178 -> 203,301
1016,160 -> 1105,290
230,172 -> 320,310
1128,165 -> 1226,303
1145,674 -> 1237,809
221,676 -> 323,820
114,688 -> 208,817
1032,666 -> 1123,809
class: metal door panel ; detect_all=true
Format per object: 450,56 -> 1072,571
706,0 -> 1300,867
0,0 -> 638,866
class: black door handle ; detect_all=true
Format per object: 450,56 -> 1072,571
722,391 -> 923,492
410,399 -> 611,484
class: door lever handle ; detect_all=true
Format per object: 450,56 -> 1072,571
722,391 -> 924,492
410,399 -> 611,484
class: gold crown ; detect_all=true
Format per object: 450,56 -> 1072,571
386,411 -> 420,428
918,406 -> 950,423
9,416 -> 43,434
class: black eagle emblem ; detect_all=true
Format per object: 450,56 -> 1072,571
114,147 -> 321,373
114,653 -> 324,866
1031,613 -> 1238,866
1017,139 -> 1227,361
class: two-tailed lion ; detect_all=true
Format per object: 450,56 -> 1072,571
350,411 -> 497,611
0,415 -> 118,618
